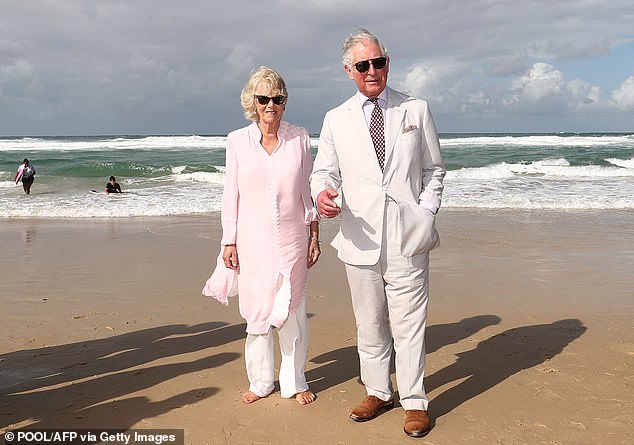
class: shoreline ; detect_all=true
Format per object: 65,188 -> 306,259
1,209 -> 632,444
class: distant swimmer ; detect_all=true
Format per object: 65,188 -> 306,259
15,158 -> 36,194
105,176 -> 122,194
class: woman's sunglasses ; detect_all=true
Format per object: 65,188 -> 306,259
254,95 -> 286,105
354,57 -> 387,73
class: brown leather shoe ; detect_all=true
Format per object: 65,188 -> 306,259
349,395 -> 394,422
404,410 -> 431,437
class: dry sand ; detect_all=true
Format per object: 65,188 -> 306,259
1,210 -> 632,444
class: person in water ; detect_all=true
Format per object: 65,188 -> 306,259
105,176 -> 122,194
15,158 -> 36,194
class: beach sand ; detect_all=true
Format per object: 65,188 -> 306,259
1,210 -> 632,444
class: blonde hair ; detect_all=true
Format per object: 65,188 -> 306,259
240,66 -> 288,122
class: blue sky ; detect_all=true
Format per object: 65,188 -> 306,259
1,0 -> 633,135
556,41 -> 634,92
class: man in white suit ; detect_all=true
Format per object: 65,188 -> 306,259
310,28 -> 445,438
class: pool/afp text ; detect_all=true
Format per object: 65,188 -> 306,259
2,429 -> 184,445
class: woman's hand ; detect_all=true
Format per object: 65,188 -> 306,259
307,238 -> 321,269
223,245 -> 239,270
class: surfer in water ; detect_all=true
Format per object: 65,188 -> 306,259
15,158 -> 36,194
105,176 -> 122,194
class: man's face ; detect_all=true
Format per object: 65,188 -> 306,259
344,40 -> 389,98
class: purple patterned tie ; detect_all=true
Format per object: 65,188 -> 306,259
369,98 -> 385,170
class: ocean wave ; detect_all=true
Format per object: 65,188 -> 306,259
0,180 -> 19,189
2,176 -> 632,216
173,171 -> 225,184
605,157 -> 634,169
441,134 -> 634,148
3,134 -> 632,152
0,184 -> 224,218
447,158 -> 634,180
0,135 -> 229,152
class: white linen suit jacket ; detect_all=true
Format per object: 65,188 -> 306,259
311,87 -> 446,265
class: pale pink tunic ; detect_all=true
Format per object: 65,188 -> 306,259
203,121 -> 318,334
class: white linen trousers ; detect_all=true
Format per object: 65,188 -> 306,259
244,298 -> 310,398
344,197 -> 430,411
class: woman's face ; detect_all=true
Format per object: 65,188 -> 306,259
254,83 -> 285,126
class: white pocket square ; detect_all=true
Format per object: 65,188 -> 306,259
403,124 -> 418,133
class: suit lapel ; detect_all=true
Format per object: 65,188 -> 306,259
344,95 -> 382,170
385,87 -> 405,169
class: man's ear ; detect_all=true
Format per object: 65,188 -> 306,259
344,64 -> 354,80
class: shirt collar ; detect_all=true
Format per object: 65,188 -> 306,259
357,88 -> 389,108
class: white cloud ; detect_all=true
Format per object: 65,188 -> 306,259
0,58 -> 33,77
567,80 -> 603,111
513,64 -> 563,97
398,60 -> 620,123
399,61 -> 463,98
506,63 -> 567,111
500,63 -> 619,115
396,60 -> 473,114
610,76 -> 634,111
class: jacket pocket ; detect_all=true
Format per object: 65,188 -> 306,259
397,199 -> 440,256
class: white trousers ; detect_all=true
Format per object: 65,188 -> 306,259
345,198 -> 430,411
244,298 -> 310,398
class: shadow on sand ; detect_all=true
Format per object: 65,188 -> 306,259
0,322 -> 246,429
305,315 -> 585,422
1,315 -> 585,429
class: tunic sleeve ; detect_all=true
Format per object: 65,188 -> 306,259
221,134 -> 239,244
300,130 -> 319,224
202,250 -> 238,305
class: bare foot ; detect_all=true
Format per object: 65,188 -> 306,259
241,391 -> 263,404
295,390 -> 316,405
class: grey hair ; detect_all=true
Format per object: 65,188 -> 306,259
342,28 -> 388,68
240,66 -> 288,122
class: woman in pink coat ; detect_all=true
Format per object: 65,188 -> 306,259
203,66 -> 320,405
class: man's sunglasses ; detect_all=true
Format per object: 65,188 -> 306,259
254,95 -> 286,105
354,57 -> 387,73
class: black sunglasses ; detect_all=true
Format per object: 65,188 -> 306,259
254,95 -> 286,105
354,57 -> 387,73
